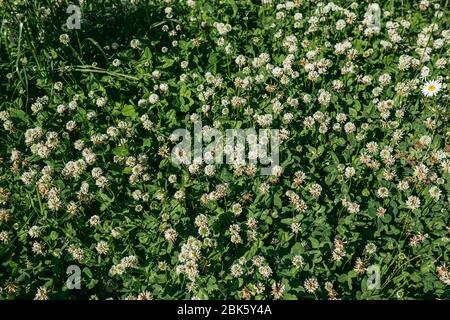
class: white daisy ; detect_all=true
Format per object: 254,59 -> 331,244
421,80 -> 442,97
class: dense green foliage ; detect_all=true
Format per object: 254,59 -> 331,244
0,0 -> 449,300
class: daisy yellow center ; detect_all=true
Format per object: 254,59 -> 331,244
428,85 -> 436,91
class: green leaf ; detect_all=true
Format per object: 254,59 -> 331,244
113,146 -> 129,156
290,242 -> 303,255
49,231 -> 59,240
83,267 -> 93,278
310,238 -> 320,249
284,293 -> 298,300
9,108 -> 30,123
161,58 -> 174,68
122,105 -> 138,118
274,193 -> 282,208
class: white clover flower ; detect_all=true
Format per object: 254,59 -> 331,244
406,196 -> 421,210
